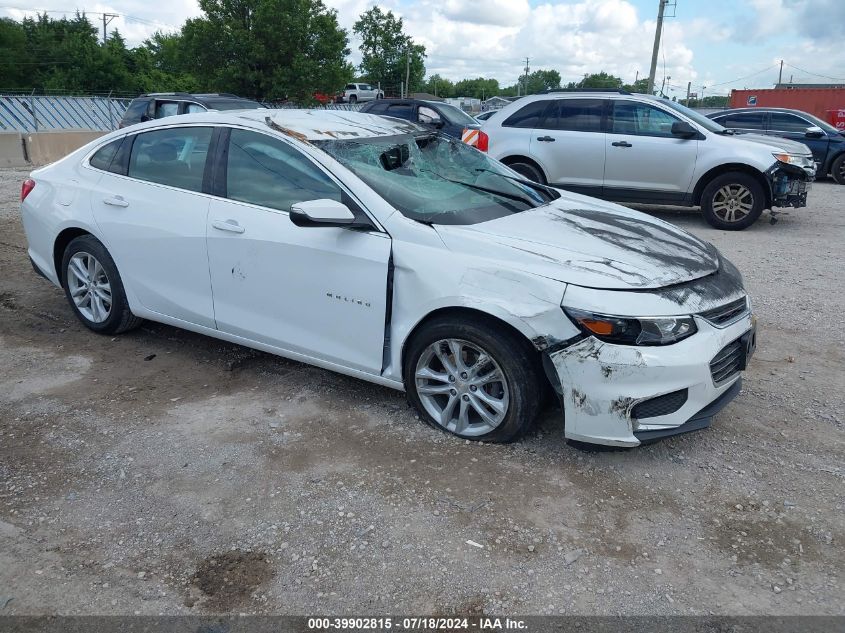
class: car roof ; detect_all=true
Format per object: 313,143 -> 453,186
120,109 -> 426,141
710,107 -> 810,114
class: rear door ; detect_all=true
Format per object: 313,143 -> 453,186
205,127 -> 391,373
90,125 -> 216,327
529,98 -> 606,192
713,110 -> 768,134
768,111 -> 828,166
603,100 -> 699,200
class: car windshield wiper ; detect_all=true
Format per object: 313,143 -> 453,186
474,168 -> 557,201
419,169 -> 537,208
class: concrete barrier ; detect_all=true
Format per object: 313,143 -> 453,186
23,130 -> 105,166
0,132 -> 28,168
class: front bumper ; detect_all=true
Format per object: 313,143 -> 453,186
766,161 -> 812,209
544,312 -> 754,447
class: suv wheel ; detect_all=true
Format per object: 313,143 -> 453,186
701,172 -> 764,230
506,161 -> 546,184
404,317 -> 543,443
831,154 -> 845,185
349,94 -> 357,104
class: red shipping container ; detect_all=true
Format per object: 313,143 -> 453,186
729,87 -> 845,121
828,109 -> 845,131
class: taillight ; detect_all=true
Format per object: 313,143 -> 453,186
476,131 -> 489,152
21,178 -> 35,202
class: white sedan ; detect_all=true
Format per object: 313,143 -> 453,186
20,109 -> 756,447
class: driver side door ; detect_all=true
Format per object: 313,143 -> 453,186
205,127 -> 392,374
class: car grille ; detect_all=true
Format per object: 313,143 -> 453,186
631,389 -> 688,420
699,297 -> 748,327
710,338 -> 744,385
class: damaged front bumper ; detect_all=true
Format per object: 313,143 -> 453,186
766,161 -> 813,209
543,311 -> 755,447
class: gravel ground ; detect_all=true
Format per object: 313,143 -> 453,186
0,166 -> 843,616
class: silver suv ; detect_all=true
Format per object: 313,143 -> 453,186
337,83 -> 385,104
480,90 -> 815,229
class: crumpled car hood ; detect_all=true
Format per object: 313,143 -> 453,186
434,195 -> 720,290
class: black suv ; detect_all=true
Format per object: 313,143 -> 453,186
708,107 -> 845,184
358,99 -> 480,139
119,93 -> 262,128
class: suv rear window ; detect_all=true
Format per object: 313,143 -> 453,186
502,101 -> 551,128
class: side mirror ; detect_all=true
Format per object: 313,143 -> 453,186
290,199 -> 356,227
805,126 -> 825,138
671,121 -> 698,138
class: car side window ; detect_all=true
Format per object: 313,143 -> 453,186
185,103 -> 206,114
123,99 -> 149,122
128,127 -> 212,192
502,101 -> 551,128
225,128 -> 342,212
155,101 -> 179,119
418,106 -> 441,124
89,138 -> 124,172
719,112 -> 765,130
385,104 -> 413,119
346,84 -> 357,90
770,112 -> 811,132
546,99 -> 605,132
611,102 -> 678,137
365,102 -> 388,114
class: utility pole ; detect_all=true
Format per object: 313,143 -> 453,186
101,12 -> 118,44
522,57 -> 530,95
778,59 -> 783,85
685,80 -> 691,106
646,0 -> 668,95
405,46 -> 411,99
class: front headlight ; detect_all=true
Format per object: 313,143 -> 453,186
772,152 -> 812,168
563,308 -> 697,346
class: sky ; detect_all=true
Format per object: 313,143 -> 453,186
2,0 -> 845,97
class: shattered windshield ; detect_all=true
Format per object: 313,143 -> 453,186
316,134 -> 557,225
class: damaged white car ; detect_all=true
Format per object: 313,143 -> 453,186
20,110 -> 756,447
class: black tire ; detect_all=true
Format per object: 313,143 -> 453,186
349,94 -> 357,104
403,316 -> 543,443
61,234 -> 142,335
831,154 -> 845,185
506,160 -> 546,184
377,93 -> 384,100
700,171 -> 765,230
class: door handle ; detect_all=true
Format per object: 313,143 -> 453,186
103,195 -> 129,207
537,136 -> 556,142
611,141 -> 633,147
212,219 -> 245,234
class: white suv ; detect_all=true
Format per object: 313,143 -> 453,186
480,90 -> 815,229
338,83 -> 384,104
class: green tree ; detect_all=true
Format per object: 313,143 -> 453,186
453,77 -> 499,99
353,7 -> 425,95
516,69 -> 561,95
182,0 -> 353,101
422,74 -> 454,98
577,71 -> 623,90
622,78 -> 650,93
0,18 -> 30,91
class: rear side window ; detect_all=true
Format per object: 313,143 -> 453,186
346,84 -> 357,90
611,102 -> 679,137
502,101 -> 550,128
89,138 -> 123,172
385,104 -> 413,120
185,103 -> 206,114
128,127 -> 213,192
718,112 -> 765,130
545,99 -> 605,132
770,112 -> 811,132
154,101 -> 179,119
225,128 -> 341,212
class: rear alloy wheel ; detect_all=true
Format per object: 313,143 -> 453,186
404,317 -> 543,443
61,235 -> 142,334
506,161 -> 546,184
349,94 -> 357,104
701,172 -> 764,230
831,154 -> 845,185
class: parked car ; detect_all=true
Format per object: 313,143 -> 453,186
21,109 -> 757,448
336,83 -> 384,104
706,107 -> 845,185
359,98 -> 480,139
480,90 -> 815,230
119,93 -> 261,128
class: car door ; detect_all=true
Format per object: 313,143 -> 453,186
529,98 -> 606,193
90,125 -> 216,327
768,111 -> 828,166
205,127 -> 392,374
603,100 -> 699,201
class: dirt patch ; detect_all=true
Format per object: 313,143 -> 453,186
0,291 -> 18,310
189,550 -> 275,611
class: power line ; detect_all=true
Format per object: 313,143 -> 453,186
706,64 -> 779,88
782,62 -> 845,82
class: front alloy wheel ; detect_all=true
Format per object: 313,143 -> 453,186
415,339 -> 509,437
711,184 -> 754,224
701,172 -> 764,230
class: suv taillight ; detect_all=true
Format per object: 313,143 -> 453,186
476,131 -> 489,152
21,178 -> 35,201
